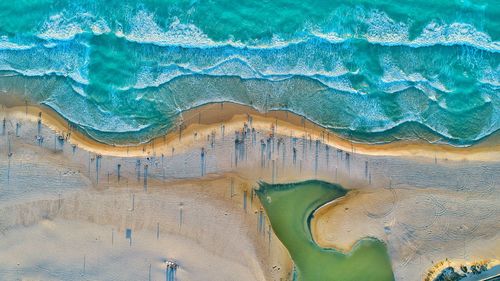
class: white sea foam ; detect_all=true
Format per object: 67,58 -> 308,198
25,6 -> 500,53
414,22 -> 495,50
125,11 -> 217,47
309,30 -> 346,44
0,62 -> 89,86
0,36 -> 35,50
37,12 -> 110,41
43,99 -> 151,133
120,53 -> 355,92
70,83 -> 87,97
38,13 -> 84,41
380,56 -> 451,100
478,66 -> 500,87
364,9 -> 410,44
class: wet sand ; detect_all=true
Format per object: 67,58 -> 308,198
1,101 -> 499,161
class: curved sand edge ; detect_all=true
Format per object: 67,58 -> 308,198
310,193 -> 359,252
1,102 -> 499,161
310,186 -> 500,280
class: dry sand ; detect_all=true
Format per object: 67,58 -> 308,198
0,175 -> 292,281
311,186 -> 500,281
0,115 -> 293,281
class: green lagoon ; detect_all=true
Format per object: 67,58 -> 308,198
257,180 -> 394,281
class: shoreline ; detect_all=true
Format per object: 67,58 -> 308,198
1,101 -> 499,161
1,98 -> 498,281
257,180 -> 394,281
311,185 -> 500,281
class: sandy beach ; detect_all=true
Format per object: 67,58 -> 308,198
0,129 -> 293,280
1,99 -> 499,281
1,101 -> 499,161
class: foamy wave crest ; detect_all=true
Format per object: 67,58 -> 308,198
121,9 -> 307,49
37,12 -> 110,41
411,22 -> 499,52
1,4 -> 498,146
0,66 -> 87,86
322,9 -> 500,52
364,9 -> 410,44
42,99 -> 152,134
380,58 -> 450,98
23,6 -> 499,54
124,57 -> 358,94
0,37 -> 35,50
124,11 -> 217,47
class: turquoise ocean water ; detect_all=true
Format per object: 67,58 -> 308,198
0,0 -> 498,145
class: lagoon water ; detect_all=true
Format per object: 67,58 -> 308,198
0,0 -> 498,145
257,181 -> 394,281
